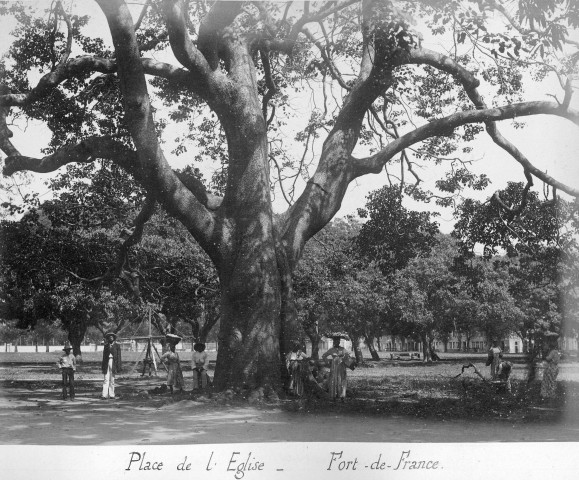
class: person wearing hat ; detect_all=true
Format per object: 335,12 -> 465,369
160,335 -> 184,394
101,331 -> 122,399
57,342 -> 76,401
191,342 -> 210,390
322,335 -> 355,401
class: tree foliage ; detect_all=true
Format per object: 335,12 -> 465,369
1,0 -> 578,390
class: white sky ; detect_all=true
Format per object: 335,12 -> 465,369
1,1 -> 579,234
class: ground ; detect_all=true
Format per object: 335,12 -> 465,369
1,351 -> 577,444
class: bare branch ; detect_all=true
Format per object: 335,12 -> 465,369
353,100 -> 579,198
96,0 -> 217,257
260,49 -> 278,123
134,0 -> 151,31
196,0 -> 243,70
2,136 -> 138,177
0,85 -> 20,157
255,0 -> 358,55
174,170 -> 223,210
162,0 -> 215,79
53,1 -> 73,67
405,47 -> 579,199
2,135 -> 223,211
0,57 -> 192,108
302,26 -> 349,90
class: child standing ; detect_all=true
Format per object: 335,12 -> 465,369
191,343 -> 210,390
57,343 -> 76,401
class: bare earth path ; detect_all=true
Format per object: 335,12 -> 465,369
1,353 -> 578,444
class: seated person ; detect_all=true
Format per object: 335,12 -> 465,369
496,359 -> 513,394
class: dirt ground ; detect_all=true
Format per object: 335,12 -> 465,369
1,352 -> 578,445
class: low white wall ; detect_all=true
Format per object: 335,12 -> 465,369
1,344 -> 105,353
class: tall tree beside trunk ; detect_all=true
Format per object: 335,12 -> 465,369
2,0 -> 579,391
421,333 -> 434,363
351,340 -> 364,364
365,335 -> 381,361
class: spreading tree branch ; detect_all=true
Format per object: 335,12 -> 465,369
96,0 -> 217,258
2,135 -> 223,210
162,0 -> 214,78
196,0 -> 243,70
402,48 -> 579,199
0,57 -> 193,108
352,100 -> 579,199
260,49 -> 278,124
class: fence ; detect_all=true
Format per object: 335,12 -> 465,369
1,341 -> 219,353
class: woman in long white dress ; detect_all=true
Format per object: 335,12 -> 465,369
322,336 -> 354,401
160,339 -> 184,394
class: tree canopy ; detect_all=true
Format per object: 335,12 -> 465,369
1,0 -> 578,391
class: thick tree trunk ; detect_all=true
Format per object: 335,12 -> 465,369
212,221 -> 286,391
67,323 -> 87,359
199,313 -> 219,344
214,269 -> 282,390
421,334 -> 431,363
305,328 -> 322,360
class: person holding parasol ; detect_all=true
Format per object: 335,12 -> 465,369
321,332 -> 356,401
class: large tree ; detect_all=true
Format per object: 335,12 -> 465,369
2,0 -> 579,391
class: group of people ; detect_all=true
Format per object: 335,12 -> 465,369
486,342 -> 514,393
57,331 -> 212,401
158,335 -> 211,394
57,333 -> 562,402
486,338 -> 560,399
285,335 -> 356,401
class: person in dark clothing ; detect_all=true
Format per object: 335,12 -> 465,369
101,331 -> 122,399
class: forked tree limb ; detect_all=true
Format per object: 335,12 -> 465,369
96,0 -> 217,258
2,135 -> 223,210
2,136 -> 139,177
406,48 -> 579,199
352,101 -> 579,198
196,0 -> 243,70
0,57 -> 193,108
162,0 -> 215,81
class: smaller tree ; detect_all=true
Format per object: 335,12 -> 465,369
356,186 -> 439,277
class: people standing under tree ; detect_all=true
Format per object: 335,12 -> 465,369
57,342 -> 76,401
191,342 -> 210,390
486,341 -> 502,380
160,334 -> 185,394
322,334 -> 355,401
285,342 -> 307,396
101,331 -> 122,400
541,337 -> 561,400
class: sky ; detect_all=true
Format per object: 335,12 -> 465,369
1,0 -> 579,234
